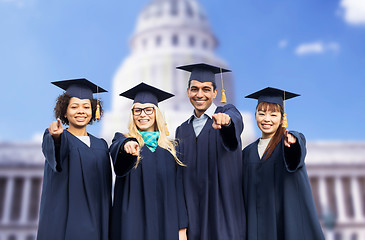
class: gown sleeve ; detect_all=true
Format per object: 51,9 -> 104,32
109,132 -> 138,177
41,128 -> 69,172
283,131 -> 307,172
176,164 -> 188,229
174,136 -> 188,229
219,104 -> 244,151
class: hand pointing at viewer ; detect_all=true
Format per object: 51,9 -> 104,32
48,118 -> 63,142
212,112 -> 231,130
284,129 -> 297,147
124,141 -> 140,157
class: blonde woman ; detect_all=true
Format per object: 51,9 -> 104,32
109,82 -> 188,240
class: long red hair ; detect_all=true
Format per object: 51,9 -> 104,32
256,102 -> 286,160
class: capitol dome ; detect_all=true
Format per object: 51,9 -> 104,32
134,0 -> 216,41
101,0 -> 249,143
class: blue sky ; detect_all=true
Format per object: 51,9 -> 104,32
0,0 -> 364,142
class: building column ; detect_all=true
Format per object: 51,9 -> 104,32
335,176 -> 347,223
20,177 -> 31,223
318,177 -> 329,215
351,177 -> 364,222
361,230 -> 365,240
2,177 -> 14,223
325,230 -> 334,240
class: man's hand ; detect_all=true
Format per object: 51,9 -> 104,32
212,113 -> 231,130
124,141 -> 140,157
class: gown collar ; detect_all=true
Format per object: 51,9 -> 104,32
188,103 -> 217,124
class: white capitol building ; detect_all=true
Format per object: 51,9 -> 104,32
0,0 -> 364,239
100,0 -> 256,146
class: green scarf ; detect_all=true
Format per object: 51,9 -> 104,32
139,131 -> 160,152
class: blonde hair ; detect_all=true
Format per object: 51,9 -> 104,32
125,104 -> 185,167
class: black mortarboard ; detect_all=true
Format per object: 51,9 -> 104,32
246,87 -> 300,128
52,78 -> 107,100
245,87 -> 300,107
120,82 -> 174,107
176,63 -> 231,84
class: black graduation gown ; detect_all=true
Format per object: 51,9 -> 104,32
37,129 -> 112,240
175,104 -> 246,240
242,131 -> 325,240
109,132 -> 188,240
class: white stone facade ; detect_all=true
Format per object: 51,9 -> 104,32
1,141 -> 365,240
0,143 -> 43,240
306,142 -> 365,239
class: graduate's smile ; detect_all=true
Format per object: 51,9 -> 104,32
256,109 -> 282,139
133,103 -> 156,132
193,98 -> 208,106
138,119 -> 150,123
261,123 -> 272,129
75,116 -> 88,122
137,118 -> 151,126
65,97 -> 92,129
187,80 -> 217,118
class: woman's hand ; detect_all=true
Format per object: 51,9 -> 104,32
179,228 -> 187,240
124,141 -> 140,157
48,119 -> 63,142
284,129 -> 297,147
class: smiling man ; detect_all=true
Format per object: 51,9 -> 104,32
175,63 -> 246,240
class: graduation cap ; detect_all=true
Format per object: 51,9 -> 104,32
52,78 -> 107,99
176,63 -> 231,103
119,82 -> 174,107
245,87 -> 300,127
52,78 -> 107,119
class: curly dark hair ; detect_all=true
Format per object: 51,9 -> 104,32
53,93 -> 104,125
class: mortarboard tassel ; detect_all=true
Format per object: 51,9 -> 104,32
95,86 -> 101,120
282,113 -> 287,128
220,67 -> 227,103
282,91 -> 287,127
221,89 -> 227,103
95,103 -> 101,120
165,122 -> 169,136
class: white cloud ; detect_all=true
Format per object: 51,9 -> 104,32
340,0 -> 365,25
31,132 -> 43,144
295,41 -> 340,56
278,39 -> 288,48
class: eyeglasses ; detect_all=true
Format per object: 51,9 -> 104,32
132,107 -> 155,116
